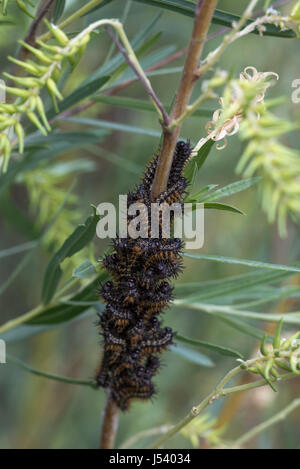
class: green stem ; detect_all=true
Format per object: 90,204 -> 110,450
0,303 -> 45,335
120,425 -> 172,449
220,371 -> 297,396
168,87 -> 214,131
231,398 -> 300,448
148,366 -> 241,449
148,367 -> 299,449
197,0 -> 259,76
0,274 -> 98,336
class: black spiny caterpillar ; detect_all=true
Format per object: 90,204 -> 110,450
96,141 -> 192,410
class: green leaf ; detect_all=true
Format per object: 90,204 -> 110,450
7,354 -> 96,388
45,159 -> 96,177
176,334 -> 243,359
175,300 -> 300,326
53,0 -> 66,23
187,184 -> 218,201
273,318 -> 284,349
32,276 -> 106,325
232,286 -> 300,309
0,240 -> 37,259
73,260 -> 97,279
170,344 -> 214,367
61,117 -> 161,138
203,202 -> 244,215
83,0 -> 116,16
94,95 -> 212,118
41,207 -> 100,305
184,139 -> 215,183
47,76 -> 110,120
213,9 -> 296,38
183,253 -> 300,274
175,266 -> 300,303
216,314 -> 272,341
132,1 -> 296,38
0,250 -> 33,296
201,177 -> 260,203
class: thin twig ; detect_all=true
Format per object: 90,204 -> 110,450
215,274 -> 300,431
100,391 -> 120,449
230,398 -> 300,448
150,0 -> 218,200
104,25 -> 170,127
58,47 -> 188,120
120,425 -> 171,449
19,0 -> 55,60
106,46 -> 188,97
148,369 -> 299,449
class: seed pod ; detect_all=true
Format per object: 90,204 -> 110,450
44,19 -> 69,46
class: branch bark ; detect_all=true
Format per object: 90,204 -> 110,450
150,0 -> 218,200
19,0 -> 55,61
99,392 -> 120,449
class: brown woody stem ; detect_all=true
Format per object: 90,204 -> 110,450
100,0 -> 217,449
150,0 -> 218,200
99,391 -> 119,449
104,25 -> 170,127
19,0 -> 55,60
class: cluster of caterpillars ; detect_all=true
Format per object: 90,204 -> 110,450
96,141 -> 192,410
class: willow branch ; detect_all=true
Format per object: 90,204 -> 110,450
148,368 -> 299,449
150,0 -> 218,199
100,391 -> 120,449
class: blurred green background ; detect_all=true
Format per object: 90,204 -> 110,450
0,0 -> 299,449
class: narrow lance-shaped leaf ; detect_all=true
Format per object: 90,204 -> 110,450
53,0 -> 66,24
33,275 -> 106,325
170,343 -> 215,367
131,0 -> 296,38
200,177 -> 260,203
203,202 -> 244,215
183,253 -> 300,274
184,139 -> 215,184
94,95 -> 212,118
176,333 -> 244,359
61,117 -> 161,138
7,354 -> 96,388
41,207 -> 100,305
46,76 -> 110,120
73,259 -> 97,279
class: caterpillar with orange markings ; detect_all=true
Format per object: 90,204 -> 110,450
96,140 -> 192,410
